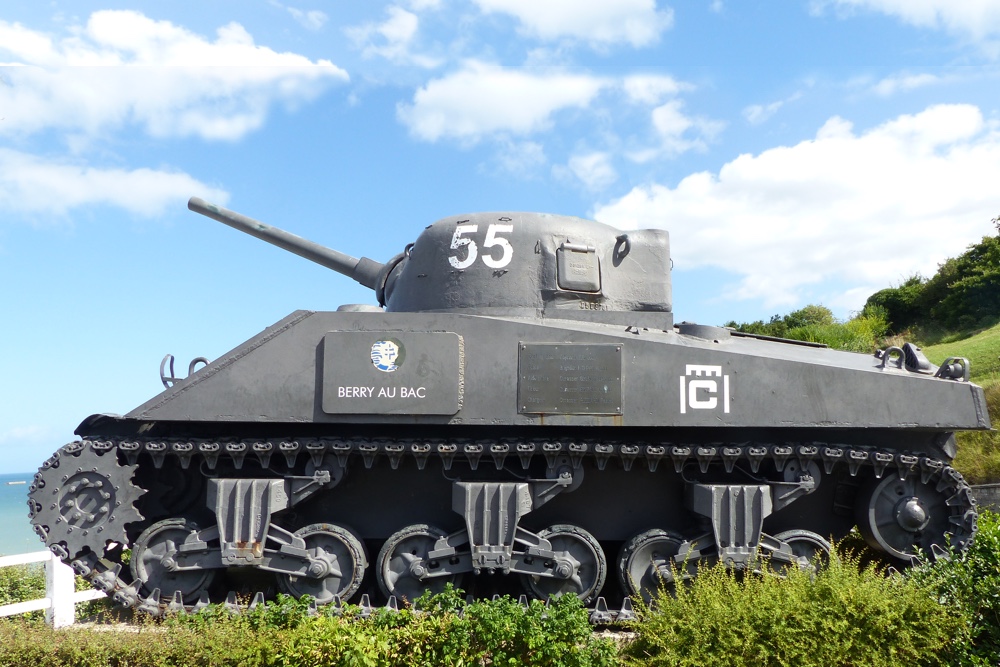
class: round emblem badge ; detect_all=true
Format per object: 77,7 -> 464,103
371,339 -> 403,372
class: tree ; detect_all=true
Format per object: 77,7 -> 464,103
862,217 -> 1000,333
726,305 -> 833,339
784,304 -> 835,329
863,275 -> 926,334
928,234 -> 1000,329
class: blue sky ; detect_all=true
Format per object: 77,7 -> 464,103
1,1 -> 1000,474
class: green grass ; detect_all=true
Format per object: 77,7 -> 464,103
921,321 -> 1000,382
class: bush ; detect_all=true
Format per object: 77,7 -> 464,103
621,550 -> 969,667
0,563 -> 45,609
0,561 -> 118,625
906,509 -> 1000,666
0,564 -> 45,623
277,588 -> 617,667
0,587 -> 618,667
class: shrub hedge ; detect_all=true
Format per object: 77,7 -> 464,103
2,512 -> 999,666
621,550 -> 968,667
0,587 -> 617,667
906,509 -> 1000,665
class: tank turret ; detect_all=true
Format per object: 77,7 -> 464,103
189,198 -> 673,328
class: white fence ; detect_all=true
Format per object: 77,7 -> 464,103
0,550 -> 106,628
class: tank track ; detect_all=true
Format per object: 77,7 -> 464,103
28,436 -> 978,619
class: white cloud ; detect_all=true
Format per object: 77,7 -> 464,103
489,139 -> 548,177
0,148 -> 229,217
472,0 -> 674,47
627,99 -> 723,160
743,92 -> 801,125
743,102 -> 783,125
595,104 -> 1000,310
870,72 -> 942,96
622,74 -> 686,104
564,151 -> 617,190
346,5 -> 442,68
397,61 -> 609,142
268,1 -> 328,30
816,0 -> 1000,50
0,11 -> 347,141
287,7 -> 328,31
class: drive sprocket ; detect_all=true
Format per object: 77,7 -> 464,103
28,440 -> 145,562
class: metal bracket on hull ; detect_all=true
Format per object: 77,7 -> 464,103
688,484 -> 772,569
441,474 -> 574,574
684,467 -> 820,570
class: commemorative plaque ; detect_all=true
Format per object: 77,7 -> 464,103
517,343 -> 622,415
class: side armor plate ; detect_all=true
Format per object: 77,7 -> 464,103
322,331 -> 462,415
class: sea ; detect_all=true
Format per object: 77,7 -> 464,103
0,472 -> 44,556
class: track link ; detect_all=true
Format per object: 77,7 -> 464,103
28,436 -> 977,617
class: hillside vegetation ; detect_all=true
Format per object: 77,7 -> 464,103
724,303 -> 889,353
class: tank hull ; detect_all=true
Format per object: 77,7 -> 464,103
119,310 -> 988,433
29,309 -> 987,613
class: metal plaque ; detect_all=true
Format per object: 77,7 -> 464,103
323,331 -> 462,415
518,343 -> 622,415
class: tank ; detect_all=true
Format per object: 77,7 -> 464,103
28,198 -> 992,616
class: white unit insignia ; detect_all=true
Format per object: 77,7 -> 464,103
679,364 -> 730,414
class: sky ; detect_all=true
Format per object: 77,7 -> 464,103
1,0 -> 1000,474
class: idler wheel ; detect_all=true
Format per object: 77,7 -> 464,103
857,475 -> 951,560
131,518 -> 215,602
521,524 -> 606,605
617,529 -> 684,603
278,523 -> 367,604
376,524 -> 459,603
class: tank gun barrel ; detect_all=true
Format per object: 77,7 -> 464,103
188,197 -> 385,290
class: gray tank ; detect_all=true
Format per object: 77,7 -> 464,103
28,198 -> 991,615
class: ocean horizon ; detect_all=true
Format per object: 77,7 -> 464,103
0,472 -> 44,556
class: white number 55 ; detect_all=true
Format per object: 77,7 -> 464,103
448,223 -> 513,269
